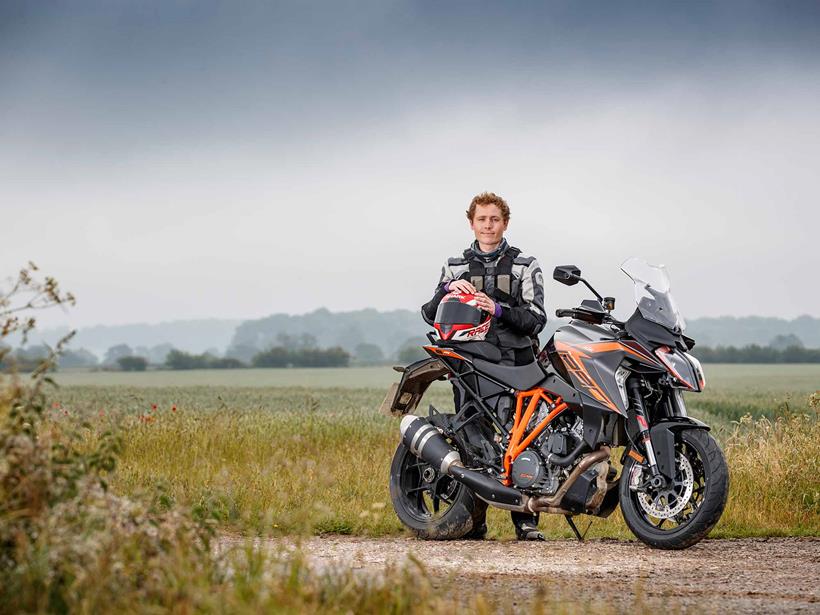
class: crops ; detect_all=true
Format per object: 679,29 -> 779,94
40,364 -> 820,539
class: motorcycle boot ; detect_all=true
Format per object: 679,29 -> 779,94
512,511 -> 544,541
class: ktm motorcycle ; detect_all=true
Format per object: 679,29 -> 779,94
381,258 -> 728,550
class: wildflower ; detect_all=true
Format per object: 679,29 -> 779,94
151,403 -> 158,411
171,405 -> 177,412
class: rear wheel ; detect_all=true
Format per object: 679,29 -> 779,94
619,429 -> 728,550
389,440 -> 487,540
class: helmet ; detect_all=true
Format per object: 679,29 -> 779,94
434,292 -> 492,342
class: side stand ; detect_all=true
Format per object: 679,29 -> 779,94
564,515 -> 593,542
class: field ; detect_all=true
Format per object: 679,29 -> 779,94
4,362 -> 819,612
42,364 -> 820,539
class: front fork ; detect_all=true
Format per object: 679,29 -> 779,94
626,379 -> 666,489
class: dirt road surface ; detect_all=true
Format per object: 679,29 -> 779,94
222,535 -> 820,613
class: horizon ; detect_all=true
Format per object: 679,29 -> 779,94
29,306 -> 820,334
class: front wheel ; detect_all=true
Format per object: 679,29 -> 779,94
389,440 -> 487,540
619,429 -> 728,550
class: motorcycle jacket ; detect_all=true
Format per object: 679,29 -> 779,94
422,238 -> 546,350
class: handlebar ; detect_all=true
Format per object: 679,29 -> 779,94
555,308 -> 624,327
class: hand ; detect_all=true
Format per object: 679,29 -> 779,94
448,279 -> 477,294
473,292 -> 496,315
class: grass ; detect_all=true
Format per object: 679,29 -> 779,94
44,363 -> 820,540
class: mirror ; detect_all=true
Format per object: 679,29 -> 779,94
553,265 -> 581,286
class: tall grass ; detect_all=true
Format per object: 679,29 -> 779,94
47,384 -> 820,539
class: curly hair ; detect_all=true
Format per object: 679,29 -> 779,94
466,192 -> 510,222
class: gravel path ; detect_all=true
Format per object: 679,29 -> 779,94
222,535 -> 820,613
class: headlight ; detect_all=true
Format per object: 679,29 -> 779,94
685,352 -> 706,391
655,346 -> 703,392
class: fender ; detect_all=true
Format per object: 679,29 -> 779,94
649,417 -> 710,480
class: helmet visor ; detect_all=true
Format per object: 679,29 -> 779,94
435,299 -> 484,327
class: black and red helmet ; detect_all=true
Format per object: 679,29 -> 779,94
434,292 -> 492,342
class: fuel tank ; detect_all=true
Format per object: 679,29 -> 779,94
545,322 -> 664,415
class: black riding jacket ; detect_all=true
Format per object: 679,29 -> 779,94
421,238 -> 547,350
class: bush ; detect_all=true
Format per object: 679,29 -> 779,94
117,355 -> 148,371
165,349 -> 246,370
252,346 -> 350,368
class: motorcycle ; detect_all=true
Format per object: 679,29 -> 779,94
381,258 -> 728,549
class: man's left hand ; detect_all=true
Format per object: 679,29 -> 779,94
474,292 -> 496,315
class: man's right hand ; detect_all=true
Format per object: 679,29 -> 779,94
448,279 -> 477,294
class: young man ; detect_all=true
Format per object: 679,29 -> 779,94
421,192 -> 547,540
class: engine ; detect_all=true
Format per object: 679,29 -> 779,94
510,409 -> 585,496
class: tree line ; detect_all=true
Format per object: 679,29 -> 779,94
691,344 -> 820,363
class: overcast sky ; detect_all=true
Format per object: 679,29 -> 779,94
2,1 -> 819,329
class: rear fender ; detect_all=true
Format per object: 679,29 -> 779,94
379,358 -> 449,417
649,417 -> 710,480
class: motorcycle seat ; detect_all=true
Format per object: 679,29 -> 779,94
471,357 -> 547,391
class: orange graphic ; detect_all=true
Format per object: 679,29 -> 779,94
554,341 -> 620,413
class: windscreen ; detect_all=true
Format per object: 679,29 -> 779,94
620,257 -> 686,331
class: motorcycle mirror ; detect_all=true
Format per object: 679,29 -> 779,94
603,296 -> 616,312
553,265 -> 581,286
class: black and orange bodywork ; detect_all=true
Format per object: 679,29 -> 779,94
382,311 -> 705,501
545,321 -> 666,416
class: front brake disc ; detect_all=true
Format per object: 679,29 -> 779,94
632,452 -> 694,520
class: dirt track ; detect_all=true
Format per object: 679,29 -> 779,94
224,535 -> 820,613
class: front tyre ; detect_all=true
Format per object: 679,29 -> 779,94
389,441 -> 487,540
619,429 -> 728,550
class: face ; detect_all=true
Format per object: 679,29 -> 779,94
470,204 -> 508,246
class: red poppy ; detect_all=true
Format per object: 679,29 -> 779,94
151,403 -> 157,411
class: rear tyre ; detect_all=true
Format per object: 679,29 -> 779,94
389,441 -> 487,540
619,429 -> 728,550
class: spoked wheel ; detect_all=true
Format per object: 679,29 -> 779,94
619,429 -> 729,550
389,440 -> 487,540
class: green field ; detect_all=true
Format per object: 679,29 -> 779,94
37,363 -> 819,541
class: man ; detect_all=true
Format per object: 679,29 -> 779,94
421,191 -> 547,540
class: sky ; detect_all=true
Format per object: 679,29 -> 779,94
2,1 -> 819,329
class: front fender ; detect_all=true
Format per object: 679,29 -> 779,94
649,417 -> 710,480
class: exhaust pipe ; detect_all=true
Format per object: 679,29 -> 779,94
399,416 -> 611,514
400,415 -> 531,511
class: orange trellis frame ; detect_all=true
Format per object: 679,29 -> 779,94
502,389 -> 569,485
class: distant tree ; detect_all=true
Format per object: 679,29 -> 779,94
225,343 -> 260,364
252,345 -> 350,368
275,332 -> 318,350
117,356 -> 148,372
354,342 -> 385,366
298,347 -> 350,367
58,348 -> 98,368
2,344 -> 51,371
104,343 -> 133,365
397,344 -> 427,364
147,343 -> 174,365
165,349 -> 208,370
208,357 -> 245,369
769,334 -> 804,351
692,344 -> 820,363
252,346 -> 291,368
